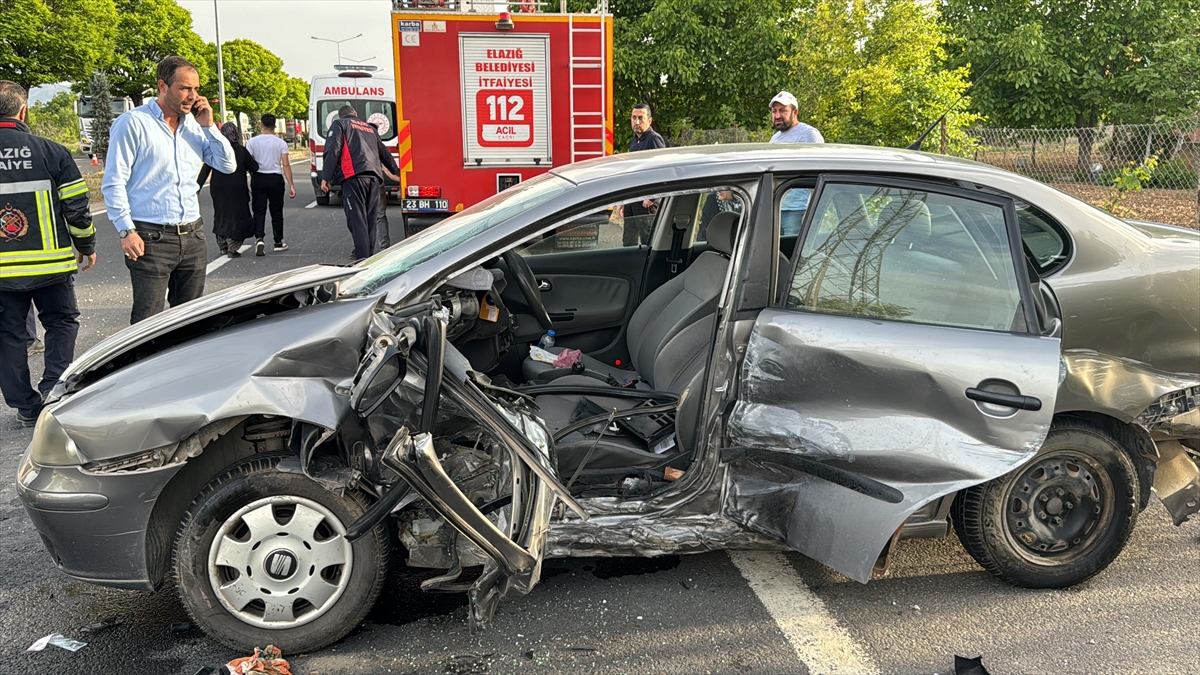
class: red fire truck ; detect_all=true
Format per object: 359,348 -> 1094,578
390,1 -> 613,235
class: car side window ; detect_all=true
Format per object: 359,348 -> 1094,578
517,189 -> 715,256
1016,202 -> 1070,275
778,187 -> 814,237
785,183 -> 1025,332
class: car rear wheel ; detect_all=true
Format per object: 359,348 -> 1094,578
316,194 -> 330,206
951,419 -> 1139,588
173,455 -> 388,653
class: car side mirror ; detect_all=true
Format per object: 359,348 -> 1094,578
351,332 -> 411,416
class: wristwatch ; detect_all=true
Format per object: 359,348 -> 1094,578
118,228 -> 133,238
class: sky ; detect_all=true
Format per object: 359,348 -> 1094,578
179,0 -> 395,82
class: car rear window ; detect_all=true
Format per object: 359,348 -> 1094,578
1016,202 -> 1071,275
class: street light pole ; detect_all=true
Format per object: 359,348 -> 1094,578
213,0 -> 227,123
311,34 -> 364,66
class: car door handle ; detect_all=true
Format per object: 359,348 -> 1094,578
537,279 -> 552,292
965,387 -> 1042,411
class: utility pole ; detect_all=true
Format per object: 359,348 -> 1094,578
214,0 -> 227,123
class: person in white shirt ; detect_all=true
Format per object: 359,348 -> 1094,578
244,113 -> 295,255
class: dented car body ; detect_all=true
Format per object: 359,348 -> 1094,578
17,145 -> 1199,652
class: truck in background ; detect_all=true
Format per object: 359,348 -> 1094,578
75,95 -> 135,156
307,65 -> 401,206
390,0 -> 613,236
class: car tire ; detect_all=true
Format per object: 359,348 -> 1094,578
316,194 -> 330,206
172,454 -> 388,653
951,419 -> 1139,588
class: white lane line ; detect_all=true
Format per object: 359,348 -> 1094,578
304,200 -> 317,209
206,243 -> 252,274
729,551 -> 879,675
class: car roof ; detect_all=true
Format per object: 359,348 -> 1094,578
550,143 -> 1018,186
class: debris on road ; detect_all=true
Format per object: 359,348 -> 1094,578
226,645 -> 292,675
80,616 -> 123,634
26,633 -> 87,652
170,621 -> 193,634
954,655 -> 991,675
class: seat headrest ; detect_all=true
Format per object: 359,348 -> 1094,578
706,211 -> 739,255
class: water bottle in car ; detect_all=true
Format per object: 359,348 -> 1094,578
538,329 -> 556,350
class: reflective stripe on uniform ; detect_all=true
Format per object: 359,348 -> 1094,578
0,179 -> 53,194
69,223 -> 96,237
0,246 -> 75,263
35,190 -> 57,250
0,259 -> 79,278
58,179 -> 88,200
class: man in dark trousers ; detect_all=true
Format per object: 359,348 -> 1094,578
0,81 -> 97,426
620,103 -> 666,246
321,106 -> 399,261
246,113 -> 296,255
102,56 -> 234,323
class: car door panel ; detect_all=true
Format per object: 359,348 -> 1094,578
724,177 -> 1062,583
535,273 -> 630,327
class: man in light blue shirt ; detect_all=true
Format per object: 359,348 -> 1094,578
768,91 -> 824,237
102,56 -> 235,323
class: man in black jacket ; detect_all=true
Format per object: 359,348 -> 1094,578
321,106 -> 399,261
0,81 -> 97,426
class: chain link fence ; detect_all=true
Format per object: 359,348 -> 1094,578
671,117 -> 1200,228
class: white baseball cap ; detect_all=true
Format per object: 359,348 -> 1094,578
770,91 -> 798,109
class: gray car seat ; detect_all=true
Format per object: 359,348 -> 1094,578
521,210 -> 740,387
532,314 -> 715,477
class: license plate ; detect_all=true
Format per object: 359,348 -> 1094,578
403,199 -> 449,211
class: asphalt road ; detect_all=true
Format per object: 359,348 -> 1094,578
2,179 -> 1198,674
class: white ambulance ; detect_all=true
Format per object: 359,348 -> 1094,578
307,65 -> 400,205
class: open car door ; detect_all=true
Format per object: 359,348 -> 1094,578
725,177 -> 1063,583
349,312 -> 585,629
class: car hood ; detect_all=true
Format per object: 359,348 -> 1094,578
58,265 -> 358,391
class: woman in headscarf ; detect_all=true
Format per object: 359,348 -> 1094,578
198,122 -> 258,257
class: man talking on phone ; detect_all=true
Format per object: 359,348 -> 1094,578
102,56 -> 235,323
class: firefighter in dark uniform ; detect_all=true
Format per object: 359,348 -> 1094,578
0,81 -> 97,426
320,105 -> 399,261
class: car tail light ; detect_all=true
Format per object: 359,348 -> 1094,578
406,185 -> 442,198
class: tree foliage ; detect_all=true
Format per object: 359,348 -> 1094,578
941,0 -> 1200,129
790,0 -> 980,152
26,90 -> 79,148
276,77 -> 310,121
107,0 -> 209,106
0,0 -> 118,90
612,0 -> 798,148
201,39 -> 292,124
88,71 -> 115,161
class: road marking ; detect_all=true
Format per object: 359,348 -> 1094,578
206,243 -> 252,274
729,551 -> 879,675
304,200 -> 317,209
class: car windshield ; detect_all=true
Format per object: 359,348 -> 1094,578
340,173 -> 571,296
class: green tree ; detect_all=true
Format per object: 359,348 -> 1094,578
790,0 -> 981,153
942,0 -> 1200,171
106,0 -> 209,106
27,90 -> 79,149
276,76 -> 310,121
0,0 -> 118,90
201,39 -> 289,132
612,0 -> 799,148
88,71 -> 115,161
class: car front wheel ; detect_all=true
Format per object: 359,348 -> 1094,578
173,455 -> 388,653
952,418 -> 1139,588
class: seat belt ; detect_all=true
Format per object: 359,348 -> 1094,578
666,214 -> 690,278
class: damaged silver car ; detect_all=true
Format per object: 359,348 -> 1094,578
18,145 -> 1200,653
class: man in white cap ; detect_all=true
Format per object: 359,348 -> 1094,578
769,91 -> 823,144
768,91 -> 823,236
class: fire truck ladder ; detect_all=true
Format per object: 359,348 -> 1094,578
568,14 -> 607,163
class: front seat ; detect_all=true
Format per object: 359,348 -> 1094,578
521,210 -> 740,388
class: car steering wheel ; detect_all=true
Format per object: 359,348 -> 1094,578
501,250 -> 553,330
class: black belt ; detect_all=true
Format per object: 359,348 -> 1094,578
133,218 -> 202,235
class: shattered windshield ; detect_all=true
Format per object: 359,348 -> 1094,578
340,173 -> 571,296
